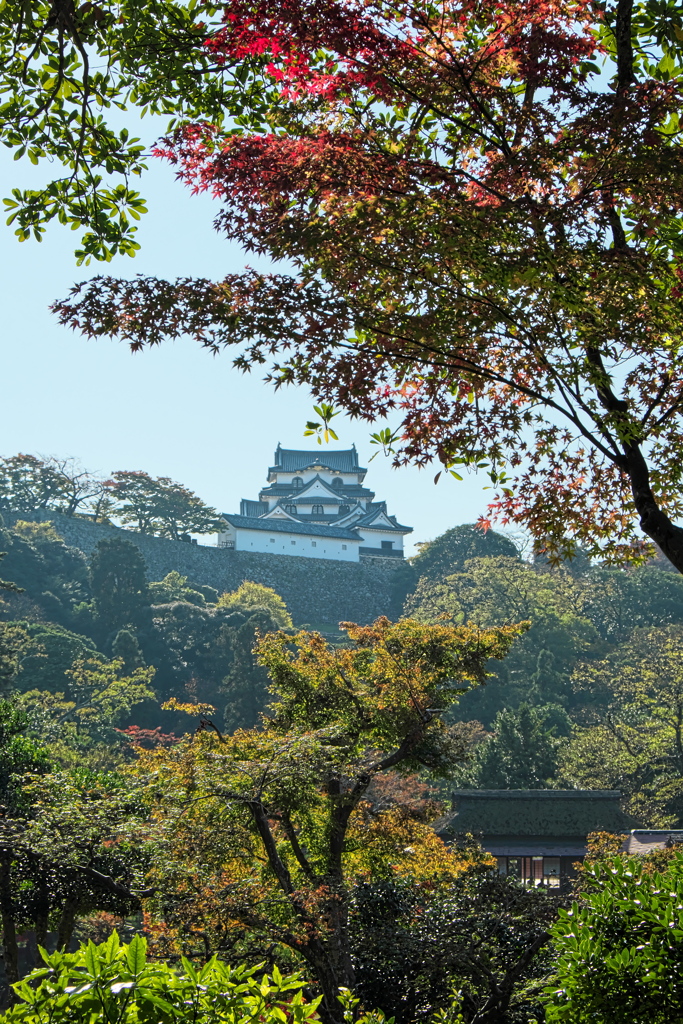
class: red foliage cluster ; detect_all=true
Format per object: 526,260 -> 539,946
206,0 -> 596,102
117,725 -> 180,749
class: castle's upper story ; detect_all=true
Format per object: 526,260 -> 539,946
216,445 -> 412,562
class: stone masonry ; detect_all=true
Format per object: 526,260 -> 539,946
4,512 -> 410,627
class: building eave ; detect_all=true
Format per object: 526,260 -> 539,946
221,513 -> 361,541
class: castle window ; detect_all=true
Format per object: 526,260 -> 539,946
292,477 -> 303,490
285,504 -> 297,513
311,541 -> 317,547
311,504 -> 324,515
291,540 -> 296,545
270,538 -> 275,543
339,504 -> 349,515
342,544 -> 347,550
331,478 -> 343,489
381,540 -> 393,550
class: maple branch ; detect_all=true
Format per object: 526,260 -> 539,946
280,812 -> 316,880
337,322 -> 623,465
246,797 -> 296,896
77,865 -> 155,900
615,0 -> 636,90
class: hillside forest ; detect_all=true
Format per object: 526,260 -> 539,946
3,465 -> 683,1023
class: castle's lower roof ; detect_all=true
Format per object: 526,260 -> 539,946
221,513 -> 361,541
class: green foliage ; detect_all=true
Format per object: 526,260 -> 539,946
2,933 -> 321,1024
219,606 -> 290,731
0,518 -> 90,624
145,594 -> 293,732
8,621 -> 100,694
456,703 -> 570,791
406,550 -> 683,728
0,2 -> 277,263
89,538 -> 150,636
21,657 -> 156,737
0,769 -> 152,999
111,629 -> 146,675
350,869 -> 559,1024
0,621 -> 31,695
217,581 -> 294,629
149,571 -> 208,606
0,697 -> 52,812
103,472 -> 224,540
546,852 -> 683,1023
558,625 -> 683,826
135,618 -> 522,1017
304,404 -> 340,445
0,458 -> 68,515
406,556 -> 593,724
576,567 -> 683,644
410,526 -> 520,584
0,458 -> 103,518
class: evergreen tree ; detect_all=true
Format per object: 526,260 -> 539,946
0,698 -> 52,812
458,703 -> 569,790
111,629 -> 146,676
411,525 -> 519,584
89,539 -> 150,637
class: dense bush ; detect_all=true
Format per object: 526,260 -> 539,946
1,933 -> 322,1024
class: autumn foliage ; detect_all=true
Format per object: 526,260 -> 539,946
134,617 -> 519,1021
55,1 -> 683,570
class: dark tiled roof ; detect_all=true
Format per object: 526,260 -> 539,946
436,790 -> 636,838
355,508 -> 413,533
622,830 -> 683,854
260,484 -> 375,500
270,446 -> 365,474
292,495 -> 344,505
483,840 -> 589,857
221,513 -> 361,541
240,499 -> 269,517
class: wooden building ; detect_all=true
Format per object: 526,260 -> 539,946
435,789 -> 636,887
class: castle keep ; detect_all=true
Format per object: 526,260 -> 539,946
216,445 -> 412,561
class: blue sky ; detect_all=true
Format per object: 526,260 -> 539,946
0,120 -> 495,556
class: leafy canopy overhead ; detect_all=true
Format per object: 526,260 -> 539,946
0,0 -> 281,264
55,0 -> 683,572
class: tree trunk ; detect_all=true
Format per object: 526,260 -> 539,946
320,893 -> 355,993
56,900 -> 77,953
471,932 -> 550,1024
624,444 -> 683,574
303,948 -> 347,1024
31,858 -> 49,967
32,916 -> 49,968
0,852 -> 19,1005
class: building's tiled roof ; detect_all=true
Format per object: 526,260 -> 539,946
483,840 -> 590,858
354,508 -> 413,533
221,513 -> 361,541
240,499 -> 269,517
292,495 -> 345,505
622,830 -> 683,854
436,790 -> 636,838
260,484 -> 375,500
270,445 -> 365,474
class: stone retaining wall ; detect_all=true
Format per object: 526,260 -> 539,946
3,512 -> 413,626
